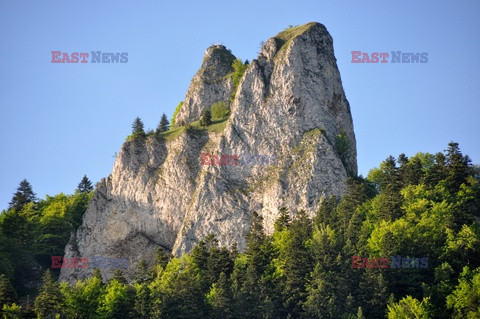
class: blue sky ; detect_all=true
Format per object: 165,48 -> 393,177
0,0 -> 479,209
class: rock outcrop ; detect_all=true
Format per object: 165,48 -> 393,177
60,22 -> 357,283
174,45 -> 236,125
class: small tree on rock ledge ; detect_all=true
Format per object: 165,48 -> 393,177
132,117 -> 145,136
157,113 -> 170,133
200,109 -> 212,127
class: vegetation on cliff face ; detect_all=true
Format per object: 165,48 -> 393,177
170,101 -> 184,127
210,101 -> 230,120
1,143 -> 479,318
229,59 -> 248,102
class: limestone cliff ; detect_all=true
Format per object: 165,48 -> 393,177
60,22 -> 357,283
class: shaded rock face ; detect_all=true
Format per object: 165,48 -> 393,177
174,45 -> 236,125
60,22 -> 357,283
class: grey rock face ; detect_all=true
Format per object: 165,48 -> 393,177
59,22 -> 357,283
175,45 -> 236,125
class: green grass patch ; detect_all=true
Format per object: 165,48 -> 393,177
207,117 -> 229,133
273,22 -> 317,60
125,132 -> 146,142
159,117 -> 229,142
160,124 -> 185,142
170,101 -> 184,127
229,59 -> 248,102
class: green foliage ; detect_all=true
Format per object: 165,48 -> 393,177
60,275 -> 105,319
206,272 -> 234,319
281,210 -> 313,317
149,255 -> 207,318
34,270 -> 63,318
303,263 -> 340,318
170,101 -> 183,128
133,283 -> 150,319
334,130 -> 349,158
134,259 -> 151,284
2,302 -> 22,318
446,266 -> 480,318
273,22 -> 318,59
153,248 -> 173,270
0,275 -> 16,311
229,59 -> 248,101
8,179 -> 36,211
0,190 -> 90,297
231,59 -> 247,89
184,122 -> 193,132
158,117 -> 229,142
156,113 -> 170,133
210,101 -> 230,120
0,142 -> 478,319
111,269 -> 127,285
131,116 -> 145,135
77,175 -> 93,193
34,192 -> 91,266
200,109 -> 212,126
97,279 -> 135,319
387,296 -> 432,318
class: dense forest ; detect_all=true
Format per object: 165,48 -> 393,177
0,142 -> 479,318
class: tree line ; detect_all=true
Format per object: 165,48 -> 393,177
1,142 -> 479,318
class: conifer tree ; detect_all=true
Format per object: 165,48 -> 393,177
132,116 -> 145,135
77,175 -> 93,193
200,109 -> 212,126
374,156 -> 404,221
98,278 -> 135,319
111,269 -> 127,285
424,152 -> 448,187
282,210 -> 313,317
154,247 -> 172,269
0,274 -> 17,310
207,272 -> 234,319
274,207 -> 291,232
93,268 -> 103,281
156,113 -> 170,133
9,179 -> 36,211
234,211 -> 278,318
133,283 -> 151,319
34,269 -> 63,318
445,142 -> 471,192
135,259 -> 150,284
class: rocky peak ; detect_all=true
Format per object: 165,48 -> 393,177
60,22 -> 357,283
174,45 -> 236,125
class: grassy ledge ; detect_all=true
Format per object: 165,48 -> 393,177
160,117 -> 229,142
273,22 -> 318,60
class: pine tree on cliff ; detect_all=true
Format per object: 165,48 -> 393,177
132,117 -> 145,136
200,109 -> 212,126
157,113 -> 170,133
77,175 -> 93,193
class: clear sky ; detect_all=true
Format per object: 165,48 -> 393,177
1,0 -> 479,209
